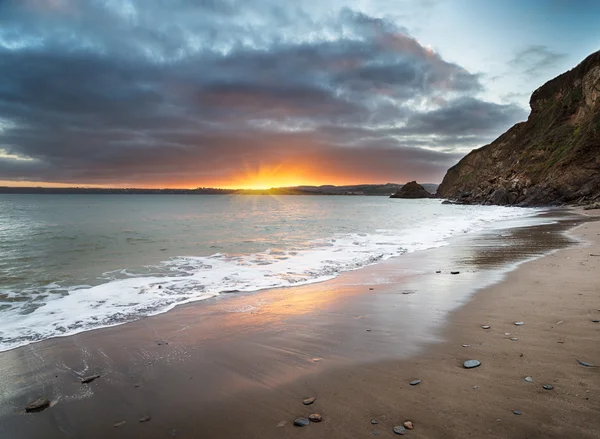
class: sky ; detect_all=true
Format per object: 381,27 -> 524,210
0,0 -> 598,188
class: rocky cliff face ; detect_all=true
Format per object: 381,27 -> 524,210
390,181 -> 433,198
437,51 -> 600,206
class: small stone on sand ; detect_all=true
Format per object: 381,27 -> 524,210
409,379 -> 422,386
113,421 -> 126,427
576,359 -> 596,367
510,337 -> 519,341
450,271 -> 460,275
403,421 -> 414,430
436,270 -> 441,273
543,384 -> 554,390
371,419 -> 379,424
464,359 -> 481,369
473,385 -> 479,389
504,332 -> 510,336
592,320 -> 600,323
303,397 -> 317,405
462,344 -> 470,347
482,325 -> 490,329
308,413 -> 322,422
139,415 -> 151,422
25,398 -> 51,413
294,417 -> 310,427
524,376 -> 533,383
393,425 -> 406,435
513,410 -> 521,415
514,321 -> 524,326
277,421 -> 287,427
369,288 -> 374,290
81,374 -> 101,384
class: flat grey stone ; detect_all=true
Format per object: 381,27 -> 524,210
513,410 -> 521,415
81,374 -> 101,384
303,396 -> 317,405
371,419 -> 379,424
294,417 -> 310,427
510,337 -> 519,341
409,379 -> 422,386
543,384 -> 554,390
577,359 -> 597,367
464,360 -> 481,369
524,376 -> 533,383
25,398 -> 50,412
393,425 -> 406,435
481,325 -> 491,329
514,322 -> 524,326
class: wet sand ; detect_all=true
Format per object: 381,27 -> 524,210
0,209 -> 598,438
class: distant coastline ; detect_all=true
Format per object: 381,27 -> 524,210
0,183 -> 439,196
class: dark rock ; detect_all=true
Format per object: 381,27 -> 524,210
308,413 -> 322,422
393,425 -> 406,435
436,270 -> 441,273
294,417 -> 310,427
81,374 -> 100,384
464,360 -> 481,369
543,384 -> 554,390
303,396 -> 317,405
25,398 -> 51,412
592,320 -> 600,323
436,51 -> 600,207
451,271 -> 460,275
513,410 -> 521,416
390,181 -> 434,199
409,379 -> 422,386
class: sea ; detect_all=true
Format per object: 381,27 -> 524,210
0,194 -> 542,352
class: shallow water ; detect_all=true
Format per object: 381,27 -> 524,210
0,194 -> 540,351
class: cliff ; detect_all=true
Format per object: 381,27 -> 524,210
437,51 -> 600,206
390,181 -> 434,198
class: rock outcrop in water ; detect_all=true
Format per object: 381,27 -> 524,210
390,181 -> 434,199
437,51 -> 600,206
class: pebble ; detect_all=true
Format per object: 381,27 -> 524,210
369,288 -> 374,290
393,425 -> 406,435
462,344 -> 470,347
577,359 -> 596,367
294,417 -> 310,427
371,419 -> 379,424
556,320 -> 563,325
277,421 -> 287,427
543,384 -> 554,390
524,376 -> 534,383
450,271 -> 460,275
504,332 -> 510,336
482,325 -> 491,329
25,398 -> 51,413
473,385 -> 479,389
592,320 -> 600,323
139,415 -> 151,423
510,337 -> 519,341
464,359 -> 481,369
436,270 -> 441,273
303,397 -> 317,405
410,379 -> 422,386
513,410 -> 521,415
308,413 -> 322,422
403,421 -> 414,430
81,374 -> 101,384
514,322 -> 524,326
113,421 -> 126,427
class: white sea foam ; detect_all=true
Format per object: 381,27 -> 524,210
0,205 -> 539,352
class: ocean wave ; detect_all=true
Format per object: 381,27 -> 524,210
0,206 -> 539,352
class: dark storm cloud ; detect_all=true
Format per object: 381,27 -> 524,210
0,1 -> 525,185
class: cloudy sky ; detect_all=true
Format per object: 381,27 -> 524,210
0,0 -> 598,188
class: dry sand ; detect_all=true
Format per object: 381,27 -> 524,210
0,208 -> 598,439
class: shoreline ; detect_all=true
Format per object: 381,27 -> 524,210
1,208 -> 598,438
